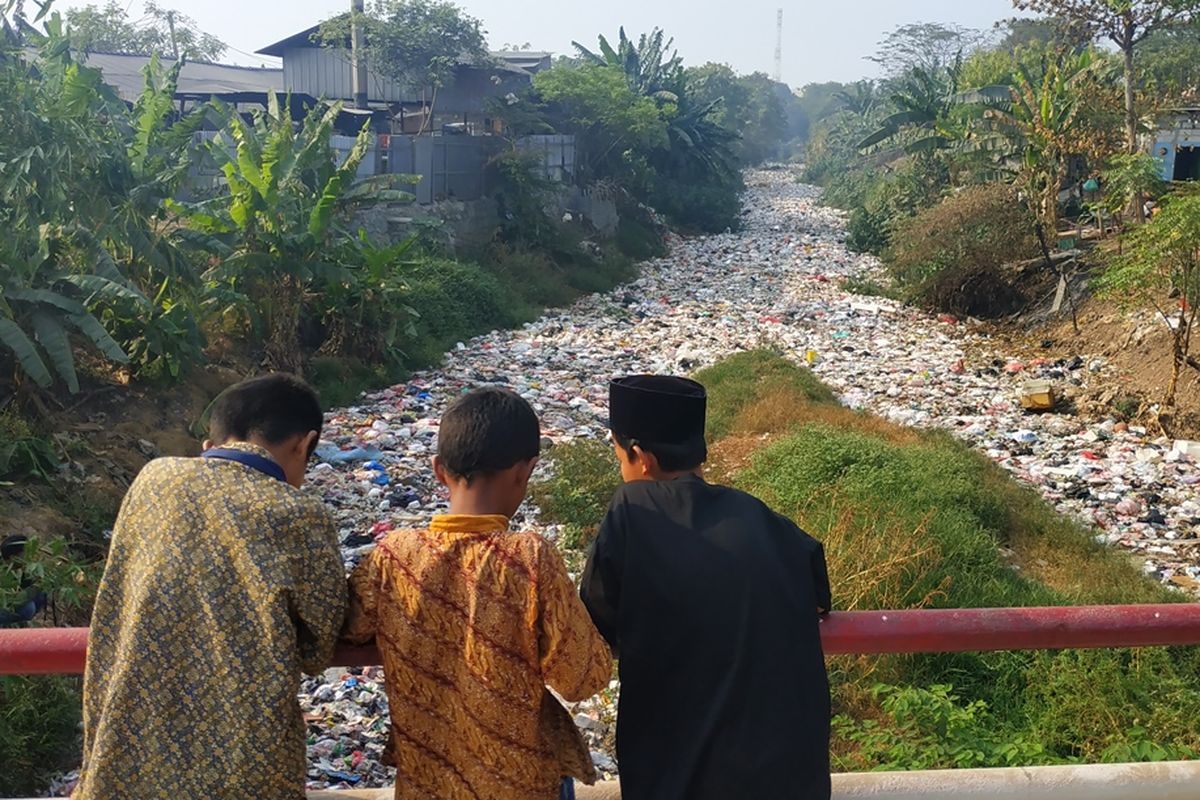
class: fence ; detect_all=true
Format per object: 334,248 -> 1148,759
5,605 -> 1200,674
387,134 -> 501,205
187,131 -> 575,206
516,134 -> 577,183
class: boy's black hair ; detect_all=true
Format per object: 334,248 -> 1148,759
208,374 -> 323,454
613,433 -> 707,473
438,387 -> 540,482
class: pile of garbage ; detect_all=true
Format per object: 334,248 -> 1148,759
291,168 -> 1199,789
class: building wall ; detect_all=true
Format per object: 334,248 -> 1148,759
282,47 -> 408,103
1150,111 -> 1200,181
280,47 -> 531,115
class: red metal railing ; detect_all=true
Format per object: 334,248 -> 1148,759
4,604 -> 1200,675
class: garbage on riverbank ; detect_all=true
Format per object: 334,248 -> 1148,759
293,169 -> 1198,789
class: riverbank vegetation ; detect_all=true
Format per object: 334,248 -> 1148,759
535,351 -> 1200,770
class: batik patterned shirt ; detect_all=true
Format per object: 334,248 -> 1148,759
344,514 -> 612,800
75,442 -> 347,800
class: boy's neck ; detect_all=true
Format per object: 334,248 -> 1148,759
445,488 -> 513,519
644,467 -> 705,482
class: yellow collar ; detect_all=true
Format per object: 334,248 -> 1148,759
430,514 -> 510,534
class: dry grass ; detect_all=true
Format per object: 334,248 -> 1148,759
720,377 -> 922,446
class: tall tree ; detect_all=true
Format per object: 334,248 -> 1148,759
868,22 -> 987,79
573,29 -> 739,188
64,2 -> 226,61
1136,18 -> 1200,100
1013,0 -> 1200,152
686,64 -> 792,164
795,81 -> 853,136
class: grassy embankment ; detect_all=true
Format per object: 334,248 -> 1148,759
533,350 -> 1200,770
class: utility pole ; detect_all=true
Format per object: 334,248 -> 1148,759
351,0 -> 369,110
774,8 -> 783,83
166,10 -> 179,60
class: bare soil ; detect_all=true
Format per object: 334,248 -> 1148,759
993,293 -> 1200,439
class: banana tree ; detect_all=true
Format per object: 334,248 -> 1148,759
172,95 -> 413,374
857,58 -> 968,158
571,27 -> 739,227
964,48 -> 1109,232
573,27 -> 684,102
0,13 -> 155,393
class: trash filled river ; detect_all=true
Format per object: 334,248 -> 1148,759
233,169 -> 1200,791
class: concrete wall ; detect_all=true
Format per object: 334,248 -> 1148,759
298,761 -> 1200,800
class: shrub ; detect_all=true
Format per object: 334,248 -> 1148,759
846,206 -> 891,255
833,684 -> 1052,772
614,213 -> 668,261
887,183 -> 1041,315
403,259 -> 523,364
647,173 -> 744,234
0,536 -> 101,794
529,438 -> 622,550
0,412 -> 58,483
820,167 -> 874,211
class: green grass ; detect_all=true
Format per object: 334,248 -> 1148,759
695,349 -> 838,439
529,439 -> 622,551
0,676 -> 83,796
308,357 -> 403,410
842,276 -> 901,300
534,349 -> 1200,768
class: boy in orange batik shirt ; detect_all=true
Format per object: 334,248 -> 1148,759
343,387 -> 612,800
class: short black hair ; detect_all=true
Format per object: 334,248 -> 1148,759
614,433 -> 707,472
208,374 -> 323,452
438,387 -> 540,482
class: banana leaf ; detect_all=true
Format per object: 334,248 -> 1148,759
30,311 -> 77,393
0,317 -> 51,387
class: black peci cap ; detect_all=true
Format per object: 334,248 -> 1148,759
608,376 -> 707,445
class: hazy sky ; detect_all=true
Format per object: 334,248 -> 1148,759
49,0 -> 1028,85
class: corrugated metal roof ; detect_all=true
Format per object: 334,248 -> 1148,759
80,52 -> 283,102
258,24 -> 324,57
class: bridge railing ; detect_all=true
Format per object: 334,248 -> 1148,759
4,605 -> 1200,800
5,605 -> 1200,675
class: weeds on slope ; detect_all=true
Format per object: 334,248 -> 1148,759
533,349 -> 1200,769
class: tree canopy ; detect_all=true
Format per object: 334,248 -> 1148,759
319,0 -> 488,92
64,1 -> 226,61
1013,0 -> 1200,150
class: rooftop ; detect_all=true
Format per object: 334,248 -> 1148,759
256,21 -> 541,75
78,51 -> 283,102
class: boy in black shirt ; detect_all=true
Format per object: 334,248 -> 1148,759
581,375 -> 832,800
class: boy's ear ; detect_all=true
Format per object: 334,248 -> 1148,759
300,431 -> 319,457
431,456 -> 451,488
202,439 -> 214,451
633,445 -> 659,477
516,457 -> 539,485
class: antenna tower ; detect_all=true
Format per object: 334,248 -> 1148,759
774,8 -> 783,83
